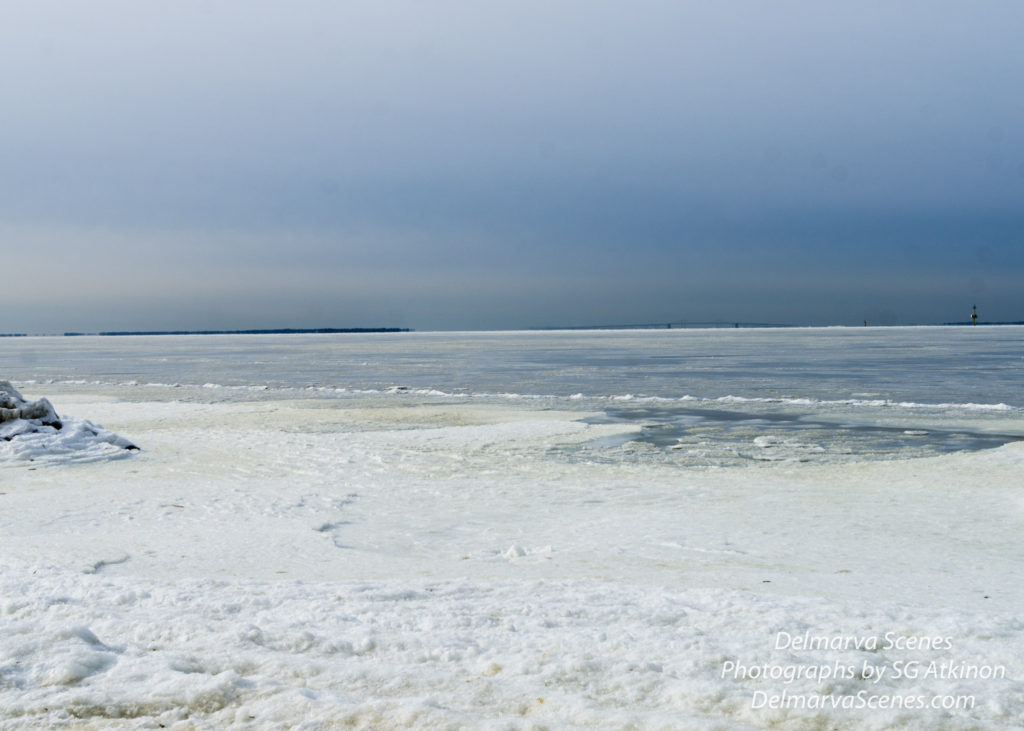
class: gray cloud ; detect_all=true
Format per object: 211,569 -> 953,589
1,1 -> 1023,332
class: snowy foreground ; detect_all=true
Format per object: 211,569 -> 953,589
2,386 -> 1023,729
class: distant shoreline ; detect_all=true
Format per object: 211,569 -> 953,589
2,323 -> 1023,338
60,328 -> 411,337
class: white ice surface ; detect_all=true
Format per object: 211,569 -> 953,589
2,389 -> 1023,728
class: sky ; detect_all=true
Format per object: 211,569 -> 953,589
2,1 -> 1023,332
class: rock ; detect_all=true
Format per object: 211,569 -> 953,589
1,381 -> 137,455
1,381 -> 63,433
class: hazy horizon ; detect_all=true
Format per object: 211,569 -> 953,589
3,1 -> 1023,333
5,321 -> 1021,339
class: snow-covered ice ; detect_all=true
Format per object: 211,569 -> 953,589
1,329 -> 1023,728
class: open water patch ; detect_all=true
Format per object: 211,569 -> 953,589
570,405 -> 1024,467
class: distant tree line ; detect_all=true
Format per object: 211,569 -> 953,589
62,328 -> 411,336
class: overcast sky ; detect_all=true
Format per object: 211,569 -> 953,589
2,1 -> 1023,332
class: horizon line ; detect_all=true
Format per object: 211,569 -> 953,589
3,322 -> 1024,338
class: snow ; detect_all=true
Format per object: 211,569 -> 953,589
1,386 -> 1023,728
2,565 -> 1022,729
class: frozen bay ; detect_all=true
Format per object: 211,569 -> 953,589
2,328 -> 1023,728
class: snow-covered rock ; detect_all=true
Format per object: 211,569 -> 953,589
1,381 -> 138,461
1,380 -> 62,429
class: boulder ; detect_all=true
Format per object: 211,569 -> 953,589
1,380 -> 62,430
1,380 -> 138,456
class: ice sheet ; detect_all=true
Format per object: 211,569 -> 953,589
2,392 -> 1023,727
